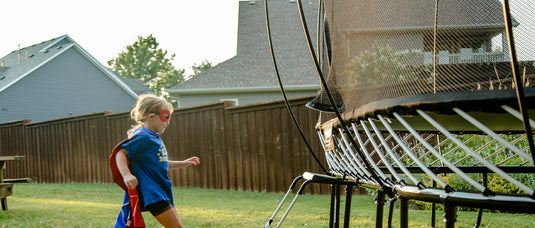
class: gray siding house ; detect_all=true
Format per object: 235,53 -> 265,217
168,0 -> 320,107
0,35 -> 150,123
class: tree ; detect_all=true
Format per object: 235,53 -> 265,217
108,34 -> 185,98
188,60 -> 212,79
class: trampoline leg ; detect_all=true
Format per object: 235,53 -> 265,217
400,197 -> 409,228
444,203 -> 457,228
343,185 -> 354,228
431,203 -> 436,228
475,209 -> 483,228
388,199 -> 395,228
474,172 -> 487,228
329,184 -> 341,228
375,190 -> 386,228
431,180 -> 436,227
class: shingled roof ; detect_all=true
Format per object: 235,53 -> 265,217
169,0 -> 320,94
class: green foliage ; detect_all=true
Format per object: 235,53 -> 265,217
344,42 -> 429,87
189,59 -> 212,79
421,133 -> 535,195
107,34 -> 186,99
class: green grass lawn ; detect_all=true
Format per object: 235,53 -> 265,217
1,183 -> 534,227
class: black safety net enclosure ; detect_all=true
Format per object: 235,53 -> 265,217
265,0 -> 535,228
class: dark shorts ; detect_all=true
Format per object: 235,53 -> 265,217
145,200 -> 173,216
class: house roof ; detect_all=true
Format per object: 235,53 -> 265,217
111,71 -> 154,95
170,0 -> 510,95
0,35 -> 141,97
169,0 -> 320,94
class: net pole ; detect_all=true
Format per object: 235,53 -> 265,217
264,0 -> 328,174
502,0 -> 535,163
295,0 -> 392,196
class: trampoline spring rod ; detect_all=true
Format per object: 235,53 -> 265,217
330,142 -> 354,173
370,117 -> 420,185
338,143 -> 376,184
502,105 -> 535,130
453,107 -> 533,163
345,125 -> 389,180
318,132 -> 338,172
382,113 -> 448,188
401,112 -> 487,190
336,133 -> 373,180
415,109 -> 534,195
328,148 -> 360,180
409,134 -> 438,167
360,120 -> 402,183
455,136 -> 500,166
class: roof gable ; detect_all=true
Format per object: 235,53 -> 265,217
170,0 -> 320,93
0,35 -> 139,98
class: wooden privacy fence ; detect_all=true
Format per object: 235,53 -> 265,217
0,96 -> 330,194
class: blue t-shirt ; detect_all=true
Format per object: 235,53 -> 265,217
120,128 -> 173,209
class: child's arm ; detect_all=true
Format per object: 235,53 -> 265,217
116,148 -> 138,189
168,156 -> 200,170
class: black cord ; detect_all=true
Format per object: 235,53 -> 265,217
264,0 -> 328,174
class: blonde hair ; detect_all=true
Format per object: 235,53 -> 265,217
127,94 -> 174,137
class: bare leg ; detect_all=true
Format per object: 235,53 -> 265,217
154,207 -> 183,228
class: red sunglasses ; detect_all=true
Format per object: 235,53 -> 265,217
153,110 -> 171,122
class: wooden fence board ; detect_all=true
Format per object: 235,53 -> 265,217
0,96 -> 330,194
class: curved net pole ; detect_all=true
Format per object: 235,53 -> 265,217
295,0 -> 393,196
502,0 -> 535,162
264,0 -> 327,174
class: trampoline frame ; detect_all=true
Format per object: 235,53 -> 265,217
264,0 -> 535,227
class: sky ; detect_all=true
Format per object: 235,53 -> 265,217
0,0 -> 241,75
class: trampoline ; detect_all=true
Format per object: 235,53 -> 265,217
264,0 -> 535,227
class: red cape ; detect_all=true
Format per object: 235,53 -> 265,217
110,136 -> 145,228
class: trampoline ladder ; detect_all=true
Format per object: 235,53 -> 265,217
265,172 -> 357,228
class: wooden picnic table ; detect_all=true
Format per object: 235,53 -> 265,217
0,155 -> 26,210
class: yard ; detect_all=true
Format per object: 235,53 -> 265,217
1,183 -> 534,227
